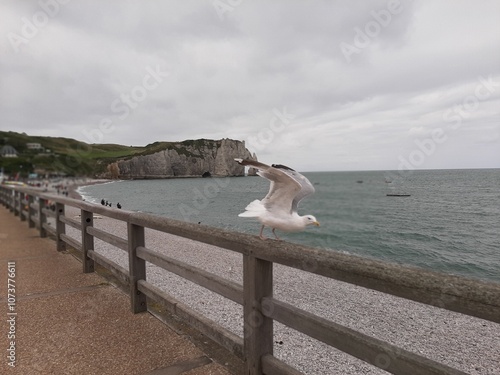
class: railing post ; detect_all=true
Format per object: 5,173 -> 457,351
19,192 -> 26,221
9,190 -> 15,212
128,223 -> 147,313
243,255 -> 273,375
81,210 -> 95,273
27,194 -> 35,228
13,190 -> 19,215
55,202 -> 66,251
1,188 -> 6,207
38,197 -> 47,238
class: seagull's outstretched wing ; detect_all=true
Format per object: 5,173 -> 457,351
272,163 -> 315,212
235,159 -> 315,214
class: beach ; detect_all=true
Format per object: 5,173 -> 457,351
57,200 -> 500,375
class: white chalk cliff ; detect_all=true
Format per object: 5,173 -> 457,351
105,138 -> 256,179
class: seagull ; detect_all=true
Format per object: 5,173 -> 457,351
235,158 -> 320,240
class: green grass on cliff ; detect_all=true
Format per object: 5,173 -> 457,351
0,131 -> 223,177
0,131 -> 144,177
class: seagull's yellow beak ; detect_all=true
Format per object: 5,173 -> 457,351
313,221 -> 320,226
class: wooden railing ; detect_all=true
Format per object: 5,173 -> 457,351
1,184 -> 499,375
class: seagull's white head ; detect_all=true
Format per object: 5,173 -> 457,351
303,215 -> 320,227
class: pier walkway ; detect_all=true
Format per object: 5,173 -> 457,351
0,206 -> 233,375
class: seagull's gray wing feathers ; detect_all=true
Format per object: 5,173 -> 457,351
274,166 -> 315,212
235,159 -> 314,214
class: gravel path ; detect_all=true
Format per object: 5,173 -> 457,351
61,205 -> 500,375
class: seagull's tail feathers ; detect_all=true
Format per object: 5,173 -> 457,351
238,199 -> 266,218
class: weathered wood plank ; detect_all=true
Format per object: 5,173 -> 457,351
27,195 -> 35,228
261,354 -> 304,375
59,215 -> 82,230
125,211 -> 500,323
262,297 -> 468,375
87,226 -> 128,251
81,210 -> 95,274
42,222 -> 56,235
38,198 -> 47,238
128,223 -> 147,313
243,255 -> 273,375
137,246 -> 243,305
87,250 -> 130,285
60,233 -> 81,250
245,243 -> 500,324
137,279 -> 244,359
19,192 -> 25,221
55,202 -> 66,252
41,207 -> 56,218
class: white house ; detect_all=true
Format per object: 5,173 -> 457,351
26,143 -> 43,150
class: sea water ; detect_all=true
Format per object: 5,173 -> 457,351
78,169 -> 500,283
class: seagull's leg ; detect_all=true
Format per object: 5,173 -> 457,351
272,228 -> 281,240
259,225 -> 267,240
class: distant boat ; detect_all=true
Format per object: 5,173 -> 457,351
356,180 -> 363,183
386,193 -> 411,197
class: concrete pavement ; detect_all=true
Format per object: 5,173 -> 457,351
0,206 -> 236,375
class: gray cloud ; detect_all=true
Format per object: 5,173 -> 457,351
1,0 -> 499,171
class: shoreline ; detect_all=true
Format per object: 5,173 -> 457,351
67,179 -> 112,200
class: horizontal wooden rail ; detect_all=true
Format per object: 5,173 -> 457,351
137,279 -> 244,359
87,250 -> 130,285
87,226 -> 128,251
42,223 -> 56,236
137,246 -> 244,305
262,354 -> 303,375
60,233 -> 81,250
262,297 -> 467,375
41,207 -> 56,218
59,215 -> 82,230
125,214 -> 500,324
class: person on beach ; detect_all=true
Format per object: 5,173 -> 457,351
117,203 -> 121,209
101,199 -> 105,206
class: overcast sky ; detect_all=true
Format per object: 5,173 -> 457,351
1,0 -> 499,171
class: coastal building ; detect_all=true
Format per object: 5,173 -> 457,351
26,142 -> 43,150
0,145 -> 18,158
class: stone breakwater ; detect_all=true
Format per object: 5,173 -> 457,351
61,206 -> 500,375
103,138 -> 257,179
